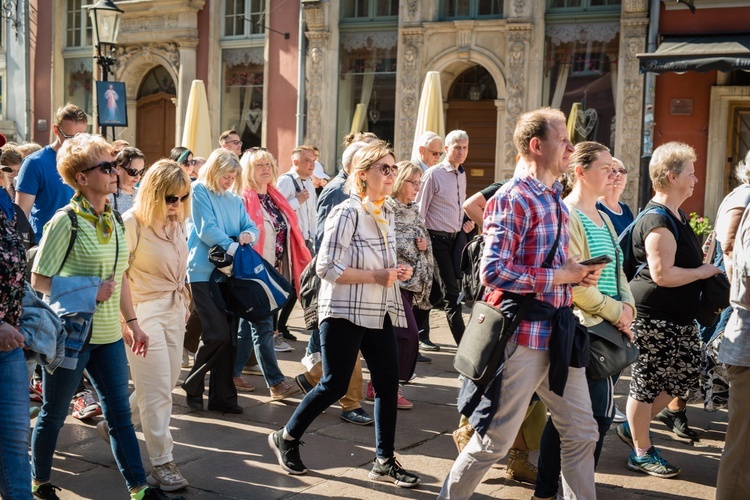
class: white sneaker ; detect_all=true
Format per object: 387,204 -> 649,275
181,348 -> 194,368
274,334 -> 292,352
148,462 -> 189,491
613,406 -> 627,423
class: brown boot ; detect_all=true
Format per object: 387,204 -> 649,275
452,424 -> 474,454
506,448 -> 538,484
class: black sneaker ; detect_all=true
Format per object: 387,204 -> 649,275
279,328 -> 297,341
295,374 -> 314,395
141,487 -> 186,500
416,353 -> 432,364
419,339 -> 440,352
656,407 -> 699,440
368,457 -> 420,488
33,483 -> 61,500
268,428 -> 307,475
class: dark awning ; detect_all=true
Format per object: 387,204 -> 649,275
637,35 -> 750,74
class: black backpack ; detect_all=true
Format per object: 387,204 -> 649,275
618,206 -> 678,281
460,233 -> 485,307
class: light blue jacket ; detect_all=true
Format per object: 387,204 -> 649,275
187,182 -> 259,283
20,282 -> 65,372
47,275 -> 100,370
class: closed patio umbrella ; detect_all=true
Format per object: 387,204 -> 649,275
182,80 -> 213,158
412,71 -> 445,161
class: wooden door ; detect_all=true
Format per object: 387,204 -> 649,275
445,100 -> 497,197
136,92 -> 176,166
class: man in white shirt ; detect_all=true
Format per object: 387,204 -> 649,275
277,145 -> 318,250
413,131 -> 444,172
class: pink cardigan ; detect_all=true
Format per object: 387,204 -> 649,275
242,186 -> 312,297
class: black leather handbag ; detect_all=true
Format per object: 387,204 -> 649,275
454,203 -> 562,386
586,221 -> 639,380
586,320 -> 639,380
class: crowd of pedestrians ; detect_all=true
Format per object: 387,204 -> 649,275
1,100 -> 749,500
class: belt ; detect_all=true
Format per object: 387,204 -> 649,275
429,230 -> 457,239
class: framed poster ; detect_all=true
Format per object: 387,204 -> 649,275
96,81 -> 128,127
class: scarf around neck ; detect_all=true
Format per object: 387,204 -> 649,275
361,196 -> 390,247
71,192 -> 116,244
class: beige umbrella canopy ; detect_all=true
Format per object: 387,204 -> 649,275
411,71 -> 446,161
181,80 -> 213,158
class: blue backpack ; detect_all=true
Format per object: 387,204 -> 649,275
618,206 -> 678,281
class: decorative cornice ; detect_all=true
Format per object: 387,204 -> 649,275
546,22 -> 620,45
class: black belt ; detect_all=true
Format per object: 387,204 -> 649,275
429,230 -> 457,239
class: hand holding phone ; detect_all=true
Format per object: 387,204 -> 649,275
579,255 -> 613,266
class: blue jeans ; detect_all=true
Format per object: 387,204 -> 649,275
306,328 -> 321,357
234,317 -> 284,387
286,316 -> 399,459
0,348 -> 32,499
32,339 -> 147,491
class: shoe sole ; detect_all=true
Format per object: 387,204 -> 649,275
242,368 -> 263,376
147,474 -> 189,492
274,348 -> 293,353
235,385 -> 256,392
267,433 -> 307,475
367,471 -> 420,488
72,409 -> 102,420
505,471 -> 537,484
419,345 -> 440,352
626,461 -> 680,478
397,404 -> 413,410
616,427 -> 634,451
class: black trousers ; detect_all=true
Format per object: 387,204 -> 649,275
181,282 -> 238,408
429,232 -> 464,345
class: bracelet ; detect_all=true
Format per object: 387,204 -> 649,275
125,318 -> 137,324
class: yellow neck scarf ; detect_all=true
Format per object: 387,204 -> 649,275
71,192 -> 116,244
362,196 -> 390,248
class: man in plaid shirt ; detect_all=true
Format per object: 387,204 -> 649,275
440,108 -> 606,500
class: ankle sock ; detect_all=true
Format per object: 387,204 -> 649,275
635,446 -> 650,458
282,428 -> 295,441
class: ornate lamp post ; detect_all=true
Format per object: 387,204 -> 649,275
85,0 -> 124,139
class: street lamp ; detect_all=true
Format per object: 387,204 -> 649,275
85,0 -> 124,138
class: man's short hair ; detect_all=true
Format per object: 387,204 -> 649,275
0,145 -> 22,167
55,103 -> 87,127
292,145 -> 316,158
445,130 -> 468,147
513,107 -> 566,157
220,129 -> 238,143
417,131 -> 441,148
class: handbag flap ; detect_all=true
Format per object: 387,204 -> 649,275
587,321 -> 629,348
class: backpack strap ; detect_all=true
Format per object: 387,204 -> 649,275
629,206 -> 680,279
281,172 -> 302,193
56,206 -> 79,276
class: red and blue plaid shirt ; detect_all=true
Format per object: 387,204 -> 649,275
480,174 -> 572,350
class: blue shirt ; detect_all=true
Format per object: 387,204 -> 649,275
15,146 -> 74,242
186,182 -> 259,283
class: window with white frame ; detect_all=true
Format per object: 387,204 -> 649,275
342,0 -> 398,21
64,0 -> 94,125
224,0 -> 266,38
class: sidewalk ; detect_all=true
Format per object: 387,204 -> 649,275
42,306 -> 724,499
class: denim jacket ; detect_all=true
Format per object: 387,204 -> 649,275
46,275 -> 101,370
20,282 -> 65,372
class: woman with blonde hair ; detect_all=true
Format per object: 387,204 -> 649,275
181,149 -> 258,415
269,141 -> 420,488
30,133 -> 172,500
115,160 -> 192,491
232,149 -> 310,399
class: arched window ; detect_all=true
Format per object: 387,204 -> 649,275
449,66 -> 497,101
138,66 -> 176,99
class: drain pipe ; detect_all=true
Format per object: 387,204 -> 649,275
638,0 -> 661,209
295,3 -> 306,144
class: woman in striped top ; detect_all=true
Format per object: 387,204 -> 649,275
30,134 -> 173,500
534,141 -> 636,499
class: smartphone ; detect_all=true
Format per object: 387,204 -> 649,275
579,255 -> 613,266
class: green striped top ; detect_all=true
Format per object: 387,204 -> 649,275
577,209 -> 619,298
33,208 -> 128,345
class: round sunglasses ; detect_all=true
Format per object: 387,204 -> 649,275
165,194 -> 190,205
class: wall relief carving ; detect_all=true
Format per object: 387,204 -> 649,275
114,42 -> 180,74
504,28 -> 530,168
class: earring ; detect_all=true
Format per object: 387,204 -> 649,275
362,180 -> 366,188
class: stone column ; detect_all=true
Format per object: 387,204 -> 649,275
395,28 -> 424,162
503,24 -> 532,170
615,2 -> 649,209
176,39 -> 198,147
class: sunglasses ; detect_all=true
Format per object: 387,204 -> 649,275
375,163 -> 398,177
82,161 -> 118,175
614,168 -> 628,175
165,194 -> 190,205
58,129 -> 77,140
181,159 -> 197,167
122,166 -> 145,177
425,148 -> 443,158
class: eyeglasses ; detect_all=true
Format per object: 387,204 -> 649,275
225,139 -> 241,146
58,129 -> 77,140
374,163 -> 398,177
614,168 -> 628,176
165,194 -> 190,205
122,166 -> 145,177
405,179 -> 421,188
425,148 -> 443,158
82,161 -> 118,175
181,159 -> 197,167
